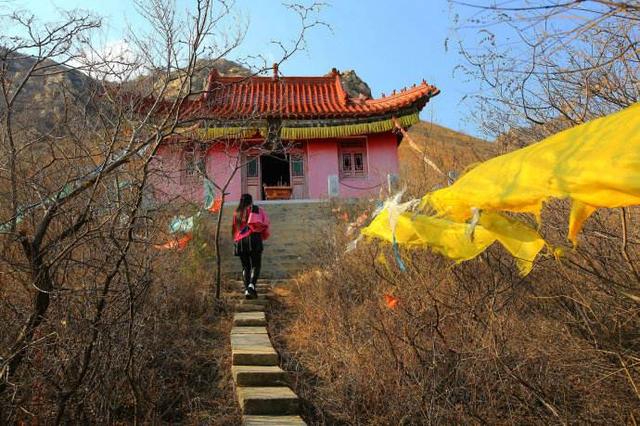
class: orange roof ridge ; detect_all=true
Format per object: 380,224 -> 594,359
189,68 -> 439,120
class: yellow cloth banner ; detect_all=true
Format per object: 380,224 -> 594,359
362,209 -> 545,275
361,103 -> 640,274
427,103 -> 640,243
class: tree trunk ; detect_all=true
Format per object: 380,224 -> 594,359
214,193 -> 226,299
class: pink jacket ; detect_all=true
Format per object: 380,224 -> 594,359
233,206 -> 270,242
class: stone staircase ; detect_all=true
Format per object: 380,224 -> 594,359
219,201 -> 333,279
228,280 -> 306,425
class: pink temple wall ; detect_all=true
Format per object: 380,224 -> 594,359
150,131 -> 399,204
207,147 -> 243,200
306,138 -> 339,198
306,132 -> 399,199
150,144 -> 242,204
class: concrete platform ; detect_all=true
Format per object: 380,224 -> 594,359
232,365 -> 289,386
234,312 -> 267,326
237,386 -> 300,415
243,415 -> 306,425
233,350 -> 279,366
225,293 -> 270,300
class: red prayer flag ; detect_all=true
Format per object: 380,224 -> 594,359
207,197 -> 223,213
384,294 -> 399,309
154,233 -> 193,250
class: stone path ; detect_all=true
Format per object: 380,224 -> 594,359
228,280 -> 306,426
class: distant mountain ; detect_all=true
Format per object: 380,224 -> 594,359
149,59 -> 373,99
0,49 -> 98,133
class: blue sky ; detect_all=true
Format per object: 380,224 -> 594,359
13,0 -> 484,137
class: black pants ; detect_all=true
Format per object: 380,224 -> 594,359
239,251 -> 262,290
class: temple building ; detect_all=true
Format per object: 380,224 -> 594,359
150,66 -> 439,202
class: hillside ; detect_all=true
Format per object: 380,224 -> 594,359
0,49 -> 97,133
400,120 -> 497,191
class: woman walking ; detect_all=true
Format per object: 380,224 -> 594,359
232,194 -> 270,299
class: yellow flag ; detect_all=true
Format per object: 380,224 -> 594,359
362,209 -> 544,275
361,103 -> 640,275
427,103 -> 640,244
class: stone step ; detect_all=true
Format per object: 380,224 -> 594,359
229,290 -> 271,299
226,295 -> 270,302
232,365 -> 289,387
233,350 -> 279,366
237,285 -> 272,291
235,304 -> 266,313
243,415 -> 306,425
230,283 -> 272,290
232,326 -> 268,335
238,298 -> 268,306
231,333 -> 278,366
230,279 -> 293,286
236,387 -> 300,415
231,333 -> 274,349
234,312 -> 267,326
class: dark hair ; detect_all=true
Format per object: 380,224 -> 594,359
237,193 -> 253,213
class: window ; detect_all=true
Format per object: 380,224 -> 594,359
291,154 -> 304,177
246,156 -> 259,177
183,144 -> 206,181
339,139 -> 367,178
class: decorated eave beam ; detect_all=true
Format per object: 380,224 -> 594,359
168,110 -> 421,142
279,111 -> 421,140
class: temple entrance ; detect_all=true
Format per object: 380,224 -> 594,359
260,153 -> 291,200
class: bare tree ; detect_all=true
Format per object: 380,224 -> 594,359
451,0 -> 639,141
0,0 -> 227,421
0,0 -> 328,421
448,1 -> 640,416
146,1 -> 329,300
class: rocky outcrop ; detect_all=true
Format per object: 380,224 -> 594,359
339,69 -> 372,99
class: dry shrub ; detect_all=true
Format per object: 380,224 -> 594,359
0,217 -> 241,424
270,202 -> 640,424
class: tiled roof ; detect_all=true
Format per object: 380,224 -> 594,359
183,67 -> 439,120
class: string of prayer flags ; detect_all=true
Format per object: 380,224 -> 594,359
207,198 -> 223,213
203,177 -> 223,213
362,206 -> 545,275
0,212 -> 24,233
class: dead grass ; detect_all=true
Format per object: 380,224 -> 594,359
269,217 -> 640,424
266,127 -> 640,424
0,221 -> 242,424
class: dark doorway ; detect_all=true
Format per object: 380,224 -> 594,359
260,153 -> 290,198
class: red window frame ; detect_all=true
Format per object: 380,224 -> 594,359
338,138 -> 367,178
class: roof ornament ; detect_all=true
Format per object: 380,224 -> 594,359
272,63 -> 279,80
331,67 -> 339,76
203,68 -> 220,101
